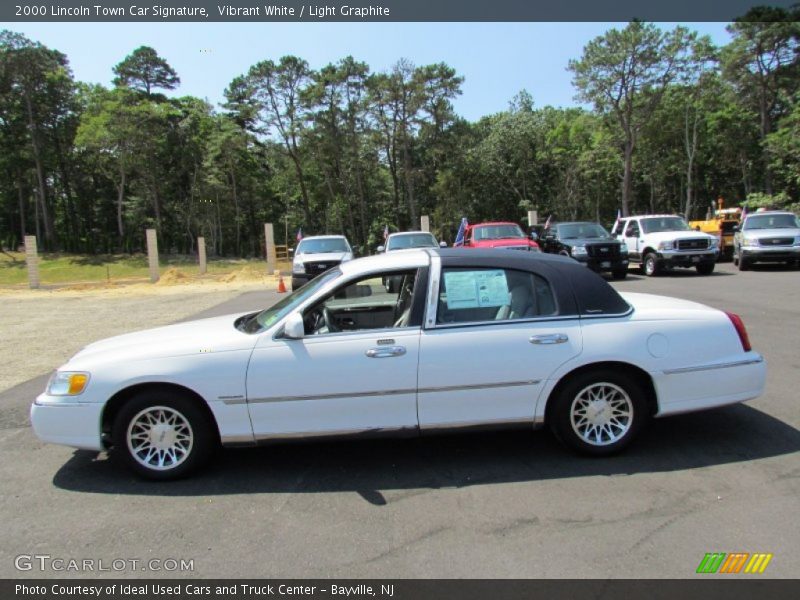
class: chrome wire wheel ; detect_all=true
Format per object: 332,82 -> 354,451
569,382 -> 633,447
126,405 -> 194,471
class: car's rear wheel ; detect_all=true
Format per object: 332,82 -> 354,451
642,252 -> 660,277
549,370 -> 647,455
113,391 -> 215,480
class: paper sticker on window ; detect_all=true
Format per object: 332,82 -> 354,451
444,270 -> 509,309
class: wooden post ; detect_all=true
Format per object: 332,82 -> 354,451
146,228 -> 159,283
264,223 -> 276,274
198,236 -> 207,275
528,210 -> 538,226
420,215 -> 430,232
24,235 -> 40,289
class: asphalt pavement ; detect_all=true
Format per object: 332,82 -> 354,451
0,263 -> 798,579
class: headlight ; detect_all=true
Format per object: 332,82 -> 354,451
742,238 -> 757,247
619,243 -> 629,254
292,260 -> 305,274
709,238 -> 719,248
47,371 -> 90,396
794,237 -> 800,246
341,253 -> 353,263
571,245 -> 588,256
658,241 -> 674,251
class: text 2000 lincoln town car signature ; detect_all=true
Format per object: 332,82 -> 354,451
31,249 -> 766,479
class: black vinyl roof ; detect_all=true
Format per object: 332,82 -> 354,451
431,248 -> 631,317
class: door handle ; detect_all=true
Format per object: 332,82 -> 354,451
366,346 -> 407,358
529,334 -> 568,345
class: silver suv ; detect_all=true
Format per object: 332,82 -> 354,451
733,211 -> 800,271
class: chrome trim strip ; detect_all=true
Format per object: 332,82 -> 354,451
219,433 -> 256,446
218,395 -> 244,400
663,356 -> 764,375
230,379 -> 542,405
420,416 -> 535,430
418,380 -> 540,394
253,426 -> 417,442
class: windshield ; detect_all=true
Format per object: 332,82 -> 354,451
743,213 -> 800,230
473,224 -> 525,240
640,217 -> 691,233
296,238 -> 350,254
242,269 -> 341,333
386,233 -> 438,250
556,223 -> 610,240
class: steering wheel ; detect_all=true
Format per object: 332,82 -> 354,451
321,306 -> 340,333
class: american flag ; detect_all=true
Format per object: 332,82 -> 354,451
544,215 -> 552,229
383,224 -> 389,241
454,217 -> 468,246
296,228 -> 303,242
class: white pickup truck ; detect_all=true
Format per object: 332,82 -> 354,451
611,215 -> 719,276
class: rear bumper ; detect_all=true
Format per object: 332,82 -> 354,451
30,396 -> 104,451
653,353 -> 766,417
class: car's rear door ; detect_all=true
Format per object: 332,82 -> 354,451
416,259 -> 583,430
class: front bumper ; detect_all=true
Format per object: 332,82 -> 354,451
657,250 -> 717,268
741,246 -> 800,262
30,395 -> 105,451
573,255 -> 629,272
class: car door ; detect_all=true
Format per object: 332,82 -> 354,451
245,269 -> 424,440
621,219 -> 642,260
417,264 -> 583,430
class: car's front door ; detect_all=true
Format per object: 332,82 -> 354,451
245,270 -> 423,440
621,219 -> 642,260
417,265 -> 583,430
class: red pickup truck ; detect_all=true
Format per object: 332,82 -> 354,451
461,221 -> 540,251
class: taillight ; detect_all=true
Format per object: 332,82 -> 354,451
725,311 -> 752,352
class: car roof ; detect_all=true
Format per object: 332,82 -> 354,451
339,248 -> 630,317
744,210 -> 795,217
625,214 -> 684,219
468,221 -> 520,227
387,231 -> 435,237
299,235 -> 349,241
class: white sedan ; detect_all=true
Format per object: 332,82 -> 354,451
31,249 -> 766,479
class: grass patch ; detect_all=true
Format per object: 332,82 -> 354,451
0,252 -> 288,286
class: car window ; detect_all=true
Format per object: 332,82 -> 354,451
436,267 -> 556,324
387,233 -> 437,250
473,224 -> 525,240
743,213 -> 800,230
640,217 -> 691,233
624,221 -> 639,237
303,269 -> 420,335
296,238 -> 351,254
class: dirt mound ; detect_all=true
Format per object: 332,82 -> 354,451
156,267 -> 191,285
221,266 -> 267,283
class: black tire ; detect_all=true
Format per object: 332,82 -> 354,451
642,252 -> 660,277
696,262 -> 715,275
733,253 -> 739,266
549,369 -> 648,456
738,257 -> 749,271
112,391 -> 216,480
611,268 -> 628,280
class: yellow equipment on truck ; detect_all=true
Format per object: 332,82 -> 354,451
689,198 -> 742,262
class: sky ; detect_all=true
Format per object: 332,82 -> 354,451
2,22 -> 733,121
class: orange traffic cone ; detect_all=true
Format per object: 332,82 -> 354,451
277,276 -> 287,293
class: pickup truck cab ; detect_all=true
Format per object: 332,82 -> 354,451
539,221 -> 629,279
463,221 -> 540,251
611,215 -> 718,276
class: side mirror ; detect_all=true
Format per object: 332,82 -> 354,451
282,313 -> 305,340
733,225 -> 740,232
530,232 -> 538,241
288,248 -> 294,254
376,245 -> 385,253
439,241 -> 448,247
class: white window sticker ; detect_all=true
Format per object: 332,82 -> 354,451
444,270 -> 509,309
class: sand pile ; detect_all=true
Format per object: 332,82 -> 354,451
156,267 -> 192,285
221,266 -> 268,283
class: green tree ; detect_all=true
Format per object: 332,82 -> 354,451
113,46 -> 180,97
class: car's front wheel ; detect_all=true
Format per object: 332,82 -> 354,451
696,262 -> 715,275
611,268 -> 628,280
549,370 -> 648,455
113,391 -> 216,480
642,252 -> 660,276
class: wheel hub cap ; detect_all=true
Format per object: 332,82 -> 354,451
570,382 -> 633,446
127,406 -> 193,470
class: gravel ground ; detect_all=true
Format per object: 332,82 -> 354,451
0,278 -> 276,393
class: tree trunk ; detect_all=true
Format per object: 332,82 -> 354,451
23,93 -> 54,248
116,167 -> 126,248
622,140 -> 634,217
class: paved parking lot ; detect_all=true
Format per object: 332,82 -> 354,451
0,261 -> 798,578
